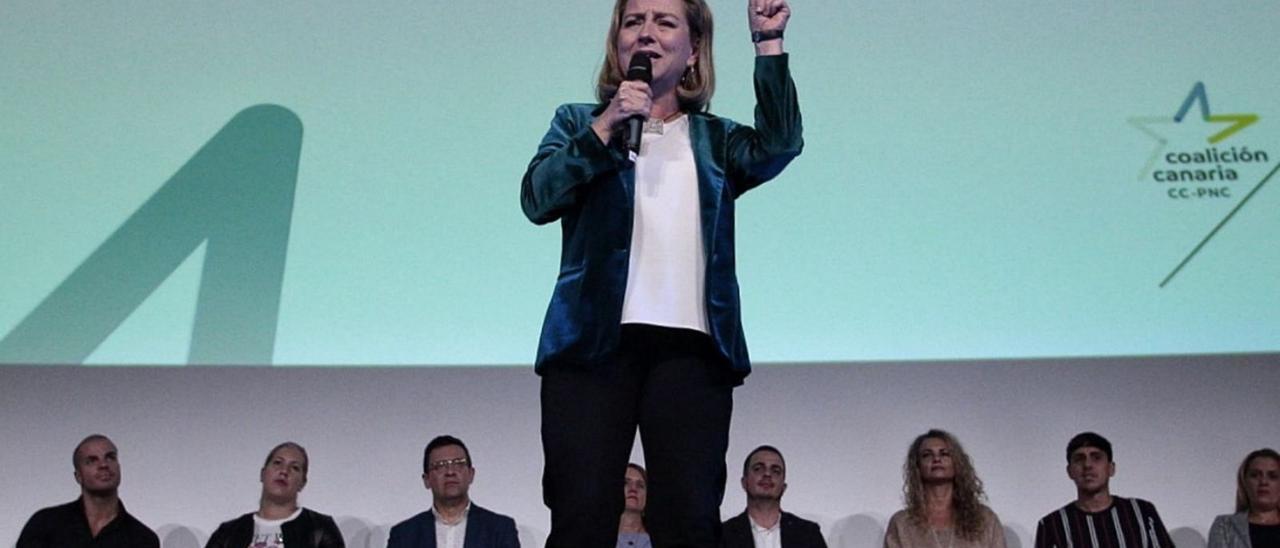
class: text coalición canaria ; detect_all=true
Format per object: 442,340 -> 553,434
1153,146 -> 1270,183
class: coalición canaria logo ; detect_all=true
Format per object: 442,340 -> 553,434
1129,82 -> 1267,199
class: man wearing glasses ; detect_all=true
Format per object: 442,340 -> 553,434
388,435 -> 521,548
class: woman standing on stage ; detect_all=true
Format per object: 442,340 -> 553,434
520,0 -> 802,545
884,430 -> 1006,548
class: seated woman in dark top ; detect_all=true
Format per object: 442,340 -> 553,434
205,442 -> 344,548
1209,448 -> 1280,548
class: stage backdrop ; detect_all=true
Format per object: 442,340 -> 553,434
2,1 -> 1277,366
2,2 -> 1278,547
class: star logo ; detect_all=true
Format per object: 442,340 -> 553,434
1128,82 -> 1259,180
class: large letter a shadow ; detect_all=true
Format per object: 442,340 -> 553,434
0,105 -> 302,365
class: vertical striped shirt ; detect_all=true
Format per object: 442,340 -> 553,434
1034,497 -> 1175,548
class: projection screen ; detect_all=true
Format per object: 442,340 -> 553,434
3,1 -> 1276,366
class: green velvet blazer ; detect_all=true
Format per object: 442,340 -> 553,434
521,54 -> 803,377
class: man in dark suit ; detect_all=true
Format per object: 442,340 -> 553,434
721,445 -> 826,548
387,435 -> 520,548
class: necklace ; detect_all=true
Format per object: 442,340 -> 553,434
643,112 -> 685,135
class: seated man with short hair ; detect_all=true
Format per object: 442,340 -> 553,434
1034,432 -> 1175,548
17,434 -> 160,548
722,445 -> 827,548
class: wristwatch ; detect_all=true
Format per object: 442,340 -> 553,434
751,29 -> 784,43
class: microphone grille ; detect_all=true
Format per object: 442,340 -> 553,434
626,53 -> 652,83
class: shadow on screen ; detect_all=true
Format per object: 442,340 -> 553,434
338,515 -> 388,548
826,513 -> 885,548
519,524 -> 548,548
157,524 -> 204,548
1004,522 -> 1029,548
1171,526 -> 1207,548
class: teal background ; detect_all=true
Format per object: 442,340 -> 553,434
2,1 -> 1278,365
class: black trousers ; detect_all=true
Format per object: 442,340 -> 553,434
541,324 -> 735,548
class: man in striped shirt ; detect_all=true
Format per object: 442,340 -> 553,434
1034,432 -> 1175,548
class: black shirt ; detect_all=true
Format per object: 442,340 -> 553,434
1251,522 -> 1280,548
16,497 -> 160,548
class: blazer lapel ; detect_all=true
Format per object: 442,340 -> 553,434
1230,512 -> 1250,543
688,114 -> 724,259
462,508 -> 481,548
424,510 -> 438,548
778,512 -> 790,548
731,512 -> 754,547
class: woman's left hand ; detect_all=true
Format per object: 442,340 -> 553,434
749,0 -> 791,33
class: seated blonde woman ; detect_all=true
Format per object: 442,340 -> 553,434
1208,448 -> 1280,548
884,430 -> 1005,548
205,442 -> 344,548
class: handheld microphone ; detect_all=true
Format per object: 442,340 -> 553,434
624,53 -> 652,161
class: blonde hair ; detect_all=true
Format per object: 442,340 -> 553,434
1236,448 -> 1280,512
263,441 -> 309,478
596,0 -> 715,113
902,430 -> 988,541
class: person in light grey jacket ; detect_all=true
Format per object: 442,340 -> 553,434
1207,448 -> 1280,548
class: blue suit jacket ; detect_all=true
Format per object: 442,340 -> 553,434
520,54 -> 803,376
386,504 -> 519,548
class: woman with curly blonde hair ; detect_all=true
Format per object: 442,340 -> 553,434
884,430 -> 1005,548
